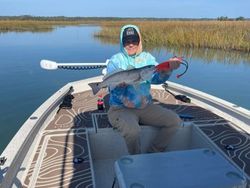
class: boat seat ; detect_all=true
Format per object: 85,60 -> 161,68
114,148 -> 247,188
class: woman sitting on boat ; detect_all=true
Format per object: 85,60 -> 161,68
107,24 -> 182,154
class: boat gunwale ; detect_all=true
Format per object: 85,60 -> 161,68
0,83 -> 73,186
154,82 -> 250,133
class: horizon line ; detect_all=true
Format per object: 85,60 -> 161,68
0,15 -> 249,20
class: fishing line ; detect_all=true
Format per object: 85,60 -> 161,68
176,59 -> 189,78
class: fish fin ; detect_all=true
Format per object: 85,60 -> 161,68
88,82 -> 101,95
133,77 -> 142,85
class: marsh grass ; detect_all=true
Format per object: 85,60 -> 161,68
95,21 -> 250,52
1,19 -> 250,52
0,20 -> 91,33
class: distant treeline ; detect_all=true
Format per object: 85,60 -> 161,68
0,15 -> 131,21
0,15 -> 249,21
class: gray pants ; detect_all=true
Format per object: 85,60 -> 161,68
108,103 -> 182,155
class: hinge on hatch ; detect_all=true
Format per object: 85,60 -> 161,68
0,156 -> 7,166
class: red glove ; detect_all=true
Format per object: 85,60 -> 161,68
155,61 -> 170,72
156,57 -> 182,72
168,57 -> 182,70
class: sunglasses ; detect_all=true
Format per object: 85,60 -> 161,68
123,39 -> 139,46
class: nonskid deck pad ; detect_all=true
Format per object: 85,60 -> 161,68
45,91 -> 108,130
200,123 -> 250,177
22,129 -> 94,188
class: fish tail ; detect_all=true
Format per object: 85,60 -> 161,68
88,82 -> 101,95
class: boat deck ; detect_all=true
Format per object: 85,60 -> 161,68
21,89 -> 250,187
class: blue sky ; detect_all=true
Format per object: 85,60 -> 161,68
0,0 -> 249,18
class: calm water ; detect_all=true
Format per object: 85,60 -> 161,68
0,26 -> 250,153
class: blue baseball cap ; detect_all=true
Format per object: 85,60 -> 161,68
122,27 -> 140,45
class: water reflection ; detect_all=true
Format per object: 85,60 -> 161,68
165,47 -> 250,65
0,27 -> 53,34
95,36 -> 250,65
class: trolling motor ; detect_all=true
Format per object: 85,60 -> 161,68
162,83 -> 191,103
40,59 -> 108,70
